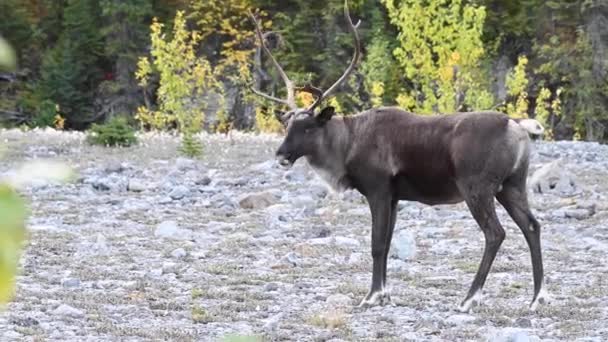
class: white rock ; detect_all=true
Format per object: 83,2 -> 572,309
170,248 -> 187,259
154,221 -> 192,240
390,229 -> 417,261
529,159 -> 577,196
175,157 -> 196,171
446,314 -> 477,326
127,179 -> 147,192
53,304 -> 84,318
169,185 -> 189,200
334,236 -> 360,248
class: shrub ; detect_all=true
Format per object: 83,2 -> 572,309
87,117 -> 137,147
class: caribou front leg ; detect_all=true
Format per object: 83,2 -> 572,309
359,194 -> 395,307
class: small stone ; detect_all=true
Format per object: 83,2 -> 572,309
326,293 -> 351,307
170,248 -> 187,259
61,278 -> 81,288
127,179 -> 147,192
390,229 -> 417,261
564,208 -> 594,220
169,185 -> 189,200
53,304 -> 84,318
264,282 -> 280,292
195,176 -> 212,186
158,196 -> 173,204
239,191 -> 277,210
515,317 -> 532,328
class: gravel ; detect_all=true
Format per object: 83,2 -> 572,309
1,129 -> 607,341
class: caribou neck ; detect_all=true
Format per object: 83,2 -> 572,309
305,117 -> 352,192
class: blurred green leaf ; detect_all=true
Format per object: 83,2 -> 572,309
0,36 -> 17,71
219,335 -> 262,342
0,184 -> 28,304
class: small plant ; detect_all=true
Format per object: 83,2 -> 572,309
307,310 -> 347,329
179,131 -> 202,157
191,305 -> 212,323
87,117 -> 137,147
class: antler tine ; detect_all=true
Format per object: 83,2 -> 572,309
307,0 -> 361,112
249,10 -> 297,110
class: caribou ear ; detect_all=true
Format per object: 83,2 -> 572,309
316,106 -> 335,125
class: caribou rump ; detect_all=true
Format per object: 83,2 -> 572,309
249,1 -> 547,312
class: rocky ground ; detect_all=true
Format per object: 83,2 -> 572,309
0,128 -> 607,342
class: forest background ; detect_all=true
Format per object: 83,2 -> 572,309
1,0 -> 607,142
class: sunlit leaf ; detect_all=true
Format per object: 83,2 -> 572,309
0,185 -> 27,304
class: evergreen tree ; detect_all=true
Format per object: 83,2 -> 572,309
36,0 -> 104,128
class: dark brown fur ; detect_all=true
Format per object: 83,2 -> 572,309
276,106 -> 545,311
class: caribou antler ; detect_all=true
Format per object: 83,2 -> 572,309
249,10 -> 297,112
302,0 -> 362,112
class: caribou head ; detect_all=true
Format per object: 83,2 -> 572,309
249,0 -> 361,168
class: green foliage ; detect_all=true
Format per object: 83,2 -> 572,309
383,0 -> 493,113
136,10 -> 223,155
99,0 -> 154,116
87,117 -> 137,147
0,184 -> 27,304
35,0 -> 104,128
504,55 -> 529,118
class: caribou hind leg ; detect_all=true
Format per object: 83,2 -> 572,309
359,194 -> 397,307
458,182 -> 506,312
496,181 -> 546,310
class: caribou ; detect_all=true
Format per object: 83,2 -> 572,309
249,1 -> 547,312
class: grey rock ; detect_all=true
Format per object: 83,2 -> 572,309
239,191 -> 277,209
195,175 -> 212,186
279,252 -> 299,267
53,304 -> 84,318
515,317 -> 532,328
158,196 -> 173,204
169,185 -> 189,200
284,168 -> 308,182
264,282 -> 280,292
61,278 -> 81,288
564,208 -> 594,220
390,229 -> 417,261
529,159 -> 577,196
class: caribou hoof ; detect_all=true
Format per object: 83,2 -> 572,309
529,288 -> 550,311
458,292 -> 483,313
358,289 -> 392,308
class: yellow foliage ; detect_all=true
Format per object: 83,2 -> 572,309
370,81 -> 385,107
189,0 -> 262,82
135,10 -> 222,141
255,107 -> 283,133
296,91 -> 315,108
53,115 -> 65,130
383,0 -> 488,113
505,55 -> 530,119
